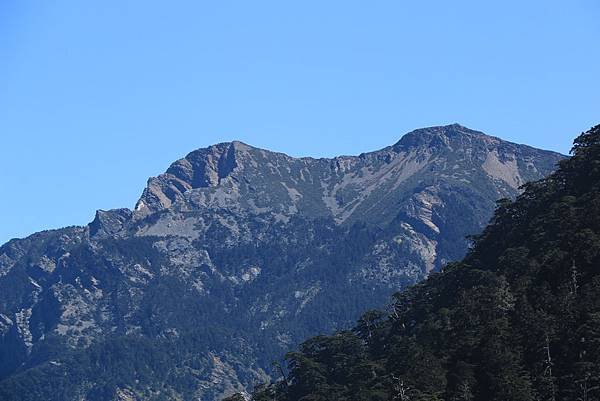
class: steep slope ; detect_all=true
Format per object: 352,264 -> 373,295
249,124 -> 600,401
136,124 -> 556,226
0,124 -> 563,401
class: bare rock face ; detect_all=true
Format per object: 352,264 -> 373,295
89,209 -> 133,238
0,124 -> 564,401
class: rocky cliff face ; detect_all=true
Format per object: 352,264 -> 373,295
0,124 -> 564,400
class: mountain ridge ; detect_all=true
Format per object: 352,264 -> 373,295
133,124 -> 562,223
0,124 -> 564,401
1,124 -> 561,245
248,124 -> 600,401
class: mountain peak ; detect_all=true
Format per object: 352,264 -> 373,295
133,124 -> 564,225
0,123 -> 570,401
392,123 -> 498,151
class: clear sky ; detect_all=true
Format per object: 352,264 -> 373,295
1,0 -> 599,244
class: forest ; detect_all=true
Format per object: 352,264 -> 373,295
240,124 -> 600,401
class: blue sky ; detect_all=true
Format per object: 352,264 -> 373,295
1,0 -> 599,244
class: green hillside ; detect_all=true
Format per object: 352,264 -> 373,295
248,124 -> 600,401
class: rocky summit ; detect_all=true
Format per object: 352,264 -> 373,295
0,124 -> 564,401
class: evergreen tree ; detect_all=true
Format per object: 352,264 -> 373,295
250,125 -> 600,401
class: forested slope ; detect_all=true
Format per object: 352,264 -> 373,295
248,125 -> 600,401
0,125 -> 563,400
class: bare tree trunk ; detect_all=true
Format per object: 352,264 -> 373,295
544,333 -> 556,401
392,375 -> 410,401
571,259 -> 579,297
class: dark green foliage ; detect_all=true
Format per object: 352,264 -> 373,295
0,126 -> 568,400
252,125 -> 600,401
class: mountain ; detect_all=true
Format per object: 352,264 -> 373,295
0,124 -> 563,401
247,124 -> 600,401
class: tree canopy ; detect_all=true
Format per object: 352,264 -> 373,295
248,125 -> 600,401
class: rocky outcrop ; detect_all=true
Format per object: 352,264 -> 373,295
0,124 -> 564,401
89,208 -> 133,238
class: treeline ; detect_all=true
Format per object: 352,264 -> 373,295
239,125 -> 600,401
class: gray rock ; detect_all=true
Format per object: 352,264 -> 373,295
0,124 -> 564,400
